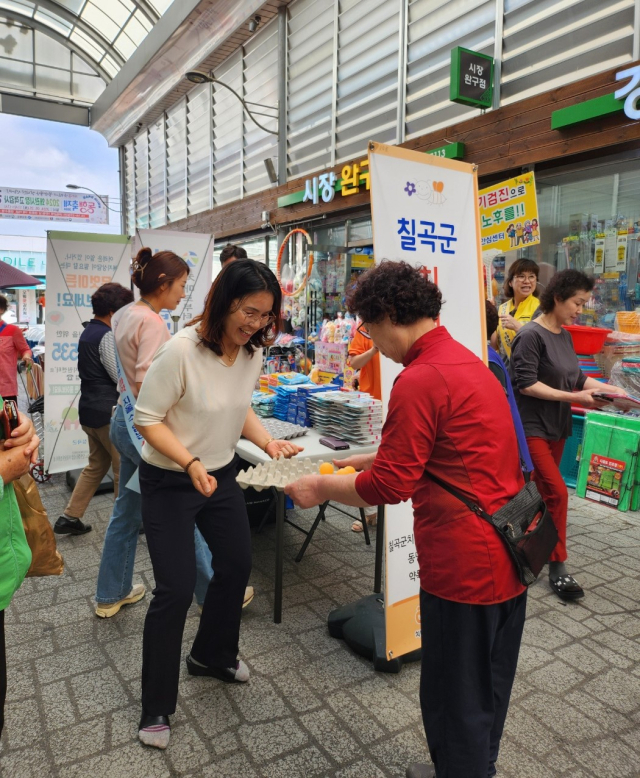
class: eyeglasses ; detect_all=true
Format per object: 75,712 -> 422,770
513,274 -> 537,283
357,321 -> 372,339
240,308 -> 276,327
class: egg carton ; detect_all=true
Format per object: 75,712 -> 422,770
260,418 -> 309,440
236,457 -> 316,491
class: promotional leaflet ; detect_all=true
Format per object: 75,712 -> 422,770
369,142 -> 485,660
585,454 -> 626,508
44,232 -> 131,474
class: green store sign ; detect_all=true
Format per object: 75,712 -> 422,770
276,143 -> 465,209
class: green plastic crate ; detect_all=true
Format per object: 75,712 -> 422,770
586,412 -> 640,510
560,415 -> 585,488
576,419 -> 640,512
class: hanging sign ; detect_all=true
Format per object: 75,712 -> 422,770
0,188 -> 109,224
133,230 -> 215,333
450,47 -> 494,108
369,141 -> 485,660
478,172 -> 540,253
17,289 -> 37,324
594,235 -> 605,273
44,232 -> 131,474
277,160 -> 370,208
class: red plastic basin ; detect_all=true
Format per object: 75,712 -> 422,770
563,324 -> 612,355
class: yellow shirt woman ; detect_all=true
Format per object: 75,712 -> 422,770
497,293 -> 540,359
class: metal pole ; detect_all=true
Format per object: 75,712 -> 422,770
492,0 -> 505,111
118,146 -> 127,235
277,6 -> 288,185
274,489 -> 286,623
374,505 -> 384,594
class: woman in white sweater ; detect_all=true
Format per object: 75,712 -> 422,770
134,259 -> 301,749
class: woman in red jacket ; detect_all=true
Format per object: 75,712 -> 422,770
286,261 -> 526,778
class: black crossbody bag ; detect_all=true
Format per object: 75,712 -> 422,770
426,472 -> 559,587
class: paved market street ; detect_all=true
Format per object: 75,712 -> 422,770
0,477 -> 638,778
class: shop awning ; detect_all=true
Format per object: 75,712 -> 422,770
0,263 -> 41,289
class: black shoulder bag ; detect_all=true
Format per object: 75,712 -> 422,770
426,472 -> 558,587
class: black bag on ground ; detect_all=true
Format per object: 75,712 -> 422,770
427,473 -> 558,587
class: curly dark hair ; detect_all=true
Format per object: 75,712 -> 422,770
346,261 -> 443,324
91,282 -> 134,317
485,300 -> 499,338
539,269 -> 594,314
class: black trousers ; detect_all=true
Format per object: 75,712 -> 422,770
139,457 -> 251,716
420,588 -> 527,778
0,610 -> 5,738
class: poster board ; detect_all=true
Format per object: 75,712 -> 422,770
44,232 -> 131,474
478,172 -> 540,254
133,230 -> 215,332
368,142 -> 485,661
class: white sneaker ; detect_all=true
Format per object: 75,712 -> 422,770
95,584 -> 146,618
197,585 -> 255,614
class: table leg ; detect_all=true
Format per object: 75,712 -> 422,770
274,489 -> 285,624
295,500 -> 329,563
374,504 -> 385,594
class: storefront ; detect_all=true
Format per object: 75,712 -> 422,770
169,61 -> 640,330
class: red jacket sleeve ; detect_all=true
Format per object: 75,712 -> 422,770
11,326 -> 31,359
355,364 -> 450,506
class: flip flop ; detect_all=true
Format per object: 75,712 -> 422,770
352,514 -> 377,533
549,574 -> 584,601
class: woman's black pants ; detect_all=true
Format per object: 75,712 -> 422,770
139,458 -> 251,716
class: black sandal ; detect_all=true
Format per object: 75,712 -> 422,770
549,574 -> 584,601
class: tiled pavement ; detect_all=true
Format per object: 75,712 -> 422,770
0,476 -> 639,778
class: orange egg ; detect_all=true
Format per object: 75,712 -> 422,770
336,468 -> 347,475
319,462 -> 334,475
342,466 -> 356,474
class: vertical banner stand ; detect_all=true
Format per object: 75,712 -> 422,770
327,141 -> 485,671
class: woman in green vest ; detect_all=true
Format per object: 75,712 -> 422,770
0,408 -> 40,737
493,258 -> 540,363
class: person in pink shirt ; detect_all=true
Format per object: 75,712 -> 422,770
0,295 -> 32,402
94,248 -> 215,619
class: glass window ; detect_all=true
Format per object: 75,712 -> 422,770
494,155 -> 640,329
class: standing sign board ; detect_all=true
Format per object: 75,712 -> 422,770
368,142 -> 485,660
44,232 -> 131,474
450,47 -> 494,108
478,172 -> 540,254
0,188 -> 109,224
133,230 -> 215,333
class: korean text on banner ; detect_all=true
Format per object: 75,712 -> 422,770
368,142 -> 485,661
478,172 -> 540,253
0,188 -> 109,225
18,289 -> 37,325
44,232 -> 131,475
134,230 -> 215,332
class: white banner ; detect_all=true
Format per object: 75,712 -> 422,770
133,230 -> 215,334
0,188 -> 109,224
17,289 -> 37,324
369,143 -> 485,661
44,232 -> 131,474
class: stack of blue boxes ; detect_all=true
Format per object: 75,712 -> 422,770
273,383 -> 337,427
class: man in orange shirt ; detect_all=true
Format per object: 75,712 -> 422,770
349,323 -> 381,401
347,323 -> 381,532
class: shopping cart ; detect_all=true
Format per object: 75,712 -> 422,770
19,358 -> 49,483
